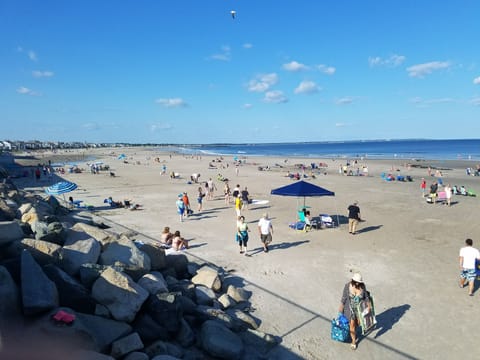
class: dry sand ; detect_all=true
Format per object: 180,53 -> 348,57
13,148 -> 480,360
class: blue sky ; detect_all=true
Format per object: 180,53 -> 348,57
1,0 -> 480,143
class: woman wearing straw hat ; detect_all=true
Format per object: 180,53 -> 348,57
338,273 -> 373,350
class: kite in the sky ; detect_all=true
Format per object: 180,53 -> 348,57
230,10 -> 236,19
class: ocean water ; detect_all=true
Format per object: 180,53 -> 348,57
162,139 -> 480,161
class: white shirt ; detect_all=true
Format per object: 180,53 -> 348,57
459,246 -> 480,269
258,217 -> 272,235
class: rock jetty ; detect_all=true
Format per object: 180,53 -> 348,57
0,178 -> 279,359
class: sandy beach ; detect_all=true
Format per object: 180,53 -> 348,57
12,147 -> 480,360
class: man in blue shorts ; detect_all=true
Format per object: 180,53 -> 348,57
459,238 -> 480,296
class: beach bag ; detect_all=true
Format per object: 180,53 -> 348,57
331,314 -> 349,342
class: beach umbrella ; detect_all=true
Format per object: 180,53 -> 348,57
45,181 -> 78,204
271,180 -> 339,225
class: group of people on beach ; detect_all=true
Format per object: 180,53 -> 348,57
159,226 -> 189,251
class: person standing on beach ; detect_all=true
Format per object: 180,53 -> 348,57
429,181 -> 438,204
241,186 -> 250,210
258,213 -> 273,252
459,238 -> 480,296
235,194 -> 243,217
207,178 -> 216,200
197,186 -> 205,212
420,178 -> 426,197
348,201 -> 362,235
444,183 -> 452,206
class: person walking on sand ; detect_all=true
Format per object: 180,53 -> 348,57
429,181 -> 438,204
459,238 -> 480,296
338,273 -> 372,350
236,215 -> 250,255
176,194 -> 185,222
258,213 -> 273,253
348,201 -> 362,235
197,186 -> 205,212
207,178 -> 216,200
235,193 -> 243,217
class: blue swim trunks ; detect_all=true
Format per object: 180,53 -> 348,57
460,268 -> 476,282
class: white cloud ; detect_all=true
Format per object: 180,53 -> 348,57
407,61 -> 451,78
409,97 -> 456,106
210,45 -> 231,61
294,80 -> 320,94
16,86 -> 40,96
155,98 -> 188,108
283,61 -> 309,72
368,54 -> 406,67
83,122 -> 100,131
32,70 -> 54,78
470,97 -> 480,106
243,103 -> 253,109
243,43 -> 253,49
335,97 -> 354,105
28,50 -> 38,61
473,76 -> 480,85
247,73 -> 278,92
317,64 -> 336,75
150,123 -> 173,132
263,90 -> 288,104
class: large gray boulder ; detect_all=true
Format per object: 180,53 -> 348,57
43,264 -> 96,313
191,265 -> 222,291
99,235 -> 151,280
33,221 -> 66,245
137,271 -> 168,295
62,229 -> 101,275
21,250 -> 59,315
239,328 -> 279,355
139,243 -> 167,270
110,332 -> 144,358
144,340 -> 184,359
200,320 -> 244,360
91,267 -> 149,322
194,285 -> 216,306
32,307 -> 132,353
0,198 -> 16,221
132,313 -> 169,343
72,222 -> 118,248
146,292 -> 183,333
11,238 -> 62,266
0,221 -> 24,245
0,265 -> 22,325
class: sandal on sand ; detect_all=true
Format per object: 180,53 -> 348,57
350,344 -> 357,350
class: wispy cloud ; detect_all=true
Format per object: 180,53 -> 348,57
317,64 -> 336,75
409,97 -> 456,106
17,46 -> 38,61
368,54 -> 406,67
243,103 -> 253,109
335,97 -> 355,105
16,86 -> 41,96
150,123 -> 173,132
247,73 -> 278,92
210,45 -> 231,61
32,70 -> 54,78
470,97 -> 480,106
28,50 -> 38,61
294,80 -> 320,95
155,98 -> 188,108
283,61 -> 309,72
82,122 -> 101,131
473,76 -> 480,85
263,90 -> 288,104
407,61 -> 451,78
243,43 -> 253,49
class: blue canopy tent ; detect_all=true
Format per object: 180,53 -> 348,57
271,180 -> 339,226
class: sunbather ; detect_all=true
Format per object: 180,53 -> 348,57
160,226 -> 174,246
171,230 -> 189,250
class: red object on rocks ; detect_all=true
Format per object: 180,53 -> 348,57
52,310 -> 76,324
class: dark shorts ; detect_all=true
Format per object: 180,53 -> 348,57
260,233 -> 272,244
